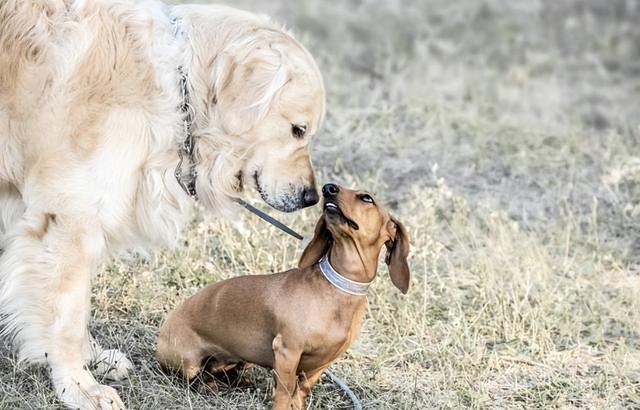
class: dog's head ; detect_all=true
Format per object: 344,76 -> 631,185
299,184 -> 411,293
184,7 -> 325,212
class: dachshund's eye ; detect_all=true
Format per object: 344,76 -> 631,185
360,194 -> 374,203
292,124 -> 307,139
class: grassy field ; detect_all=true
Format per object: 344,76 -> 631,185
2,0 -> 640,408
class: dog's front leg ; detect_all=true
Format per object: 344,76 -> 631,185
271,334 -> 302,410
48,218 -> 126,409
296,365 -> 328,407
0,213 -> 124,409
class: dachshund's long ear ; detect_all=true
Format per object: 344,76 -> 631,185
299,217 -> 331,268
385,217 -> 410,294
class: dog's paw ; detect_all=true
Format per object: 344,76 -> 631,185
56,375 -> 125,410
92,349 -> 133,381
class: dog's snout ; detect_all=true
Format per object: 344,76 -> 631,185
322,183 -> 339,198
302,186 -> 319,207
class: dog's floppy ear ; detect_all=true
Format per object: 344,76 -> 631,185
384,217 -> 410,294
211,53 -> 237,106
299,217 -> 331,268
214,46 -> 289,135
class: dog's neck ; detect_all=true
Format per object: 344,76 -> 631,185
170,14 -> 199,199
166,7 -> 248,210
319,254 -> 371,296
173,65 -> 198,198
327,238 -> 381,288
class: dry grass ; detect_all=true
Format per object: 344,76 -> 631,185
2,0 -> 640,408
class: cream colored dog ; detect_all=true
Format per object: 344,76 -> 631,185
0,1 -> 325,408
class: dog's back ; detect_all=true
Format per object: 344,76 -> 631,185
0,0 -> 162,172
0,0 -> 60,184
157,272 -> 284,376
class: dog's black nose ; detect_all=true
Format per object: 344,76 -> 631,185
302,186 -> 319,207
322,183 -> 340,198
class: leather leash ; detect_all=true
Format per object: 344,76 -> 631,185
234,199 -> 304,241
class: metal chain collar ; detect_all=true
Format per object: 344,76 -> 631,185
174,65 -> 198,199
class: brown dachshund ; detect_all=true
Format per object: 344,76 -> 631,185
156,183 -> 410,409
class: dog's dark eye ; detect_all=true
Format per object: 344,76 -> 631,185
360,194 -> 374,203
292,124 -> 307,139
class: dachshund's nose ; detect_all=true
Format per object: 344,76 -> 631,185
302,186 -> 319,207
322,183 -> 340,198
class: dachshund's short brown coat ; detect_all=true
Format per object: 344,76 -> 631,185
156,185 -> 410,409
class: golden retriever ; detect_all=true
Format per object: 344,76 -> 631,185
0,0 -> 325,408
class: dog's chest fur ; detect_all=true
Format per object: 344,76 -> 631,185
298,302 -> 366,371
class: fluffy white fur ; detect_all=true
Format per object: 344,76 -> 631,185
0,0 -> 325,408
